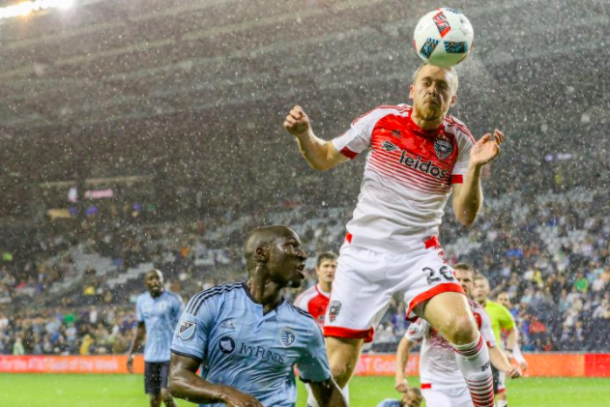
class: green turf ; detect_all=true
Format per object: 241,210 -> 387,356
2,374 -> 608,406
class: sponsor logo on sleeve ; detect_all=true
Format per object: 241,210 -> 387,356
178,321 -> 196,341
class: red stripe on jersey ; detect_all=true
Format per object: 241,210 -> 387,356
451,174 -> 464,184
421,383 -> 432,389
368,155 -> 450,192
368,162 -> 448,195
368,159 -> 445,194
370,147 -> 452,185
339,147 -> 358,160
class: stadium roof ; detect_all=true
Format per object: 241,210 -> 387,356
0,0 -> 607,183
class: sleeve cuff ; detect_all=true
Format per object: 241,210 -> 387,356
170,349 -> 203,364
451,174 -> 464,184
338,147 -> 358,160
299,375 -> 331,384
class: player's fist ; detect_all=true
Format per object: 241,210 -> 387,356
395,377 -> 410,393
284,105 -> 311,137
505,365 -> 522,379
222,389 -> 264,407
126,355 -> 134,374
470,129 -> 505,167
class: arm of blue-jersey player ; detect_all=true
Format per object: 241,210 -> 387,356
128,297 -> 147,373
309,378 -> 348,407
127,322 -> 145,373
169,353 -> 264,407
296,325 -> 332,384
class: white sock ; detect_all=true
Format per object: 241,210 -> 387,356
452,333 -> 495,407
498,400 -> 508,407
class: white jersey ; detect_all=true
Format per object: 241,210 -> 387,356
406,300 -> 496,388
331,105 -> 475,254
294,284 -> 330,327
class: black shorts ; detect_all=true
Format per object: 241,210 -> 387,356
144,361 -> 170,394
492,364 -> 500,394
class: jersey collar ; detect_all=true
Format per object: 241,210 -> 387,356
315,284 -> 331,298
241,282 -> 286,314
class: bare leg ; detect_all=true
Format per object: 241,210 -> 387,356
421,292 -> 495,407
325,336 -> 364,389
161,388 -> 178,407
149,393 -> 162,407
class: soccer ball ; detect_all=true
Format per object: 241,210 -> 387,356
413,8 -> 474,68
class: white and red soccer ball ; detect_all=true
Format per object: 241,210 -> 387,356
413,8 -> 474,68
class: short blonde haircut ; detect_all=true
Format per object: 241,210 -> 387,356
412,63 -> 459,93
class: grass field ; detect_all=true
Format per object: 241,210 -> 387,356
3,374 -> 609,406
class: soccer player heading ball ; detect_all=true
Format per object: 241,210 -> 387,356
285,63 -> 504,407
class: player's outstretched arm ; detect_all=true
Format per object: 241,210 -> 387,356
395,336 -> 414,393
309,378 -> 349,407
452,129 -> 505,226
126,322 -> 146,373
169,353 -> 263,407
489,346 -> 521,379
284,105 -> 349,171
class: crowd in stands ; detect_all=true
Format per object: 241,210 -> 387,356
1,181 -> 610,355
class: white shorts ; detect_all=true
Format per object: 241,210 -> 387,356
323,235 -> 464,342
422,385 -> 473,407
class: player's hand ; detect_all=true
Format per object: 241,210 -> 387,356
284,105 -> 311,137
469,129 -> 505,167
505,365 -> 522,379
222,389 -> 264,407
126,355 -> 134,374
395,376 -> 410,393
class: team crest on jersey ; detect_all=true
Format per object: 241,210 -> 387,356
219,319 -> 235,331
382,141 -> 399,152
158,301 -> 168,311
219,336 -> 236,354
280,328 -> 297,348
328,301 -> 342,323
178,321 -> 196,340
434,138 -> 453,160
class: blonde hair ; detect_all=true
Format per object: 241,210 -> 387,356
412,63 -> 459,93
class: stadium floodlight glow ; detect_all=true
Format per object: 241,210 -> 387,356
0,0 -> 75,20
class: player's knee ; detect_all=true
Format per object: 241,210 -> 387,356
161,388 -> 172,401
330,363 -> 351,387
149,393 -> 162,407
445,314 -> 478,345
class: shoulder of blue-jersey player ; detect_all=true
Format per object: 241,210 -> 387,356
282,301 -> 327,351
182,282 -> 244,317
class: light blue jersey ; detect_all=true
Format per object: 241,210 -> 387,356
136,290 -> 184,362
171,282 -> 331,407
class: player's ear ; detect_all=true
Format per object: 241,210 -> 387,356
409,84 -> 415,100
450,93 -> 457,108
255,247 -> 268,263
